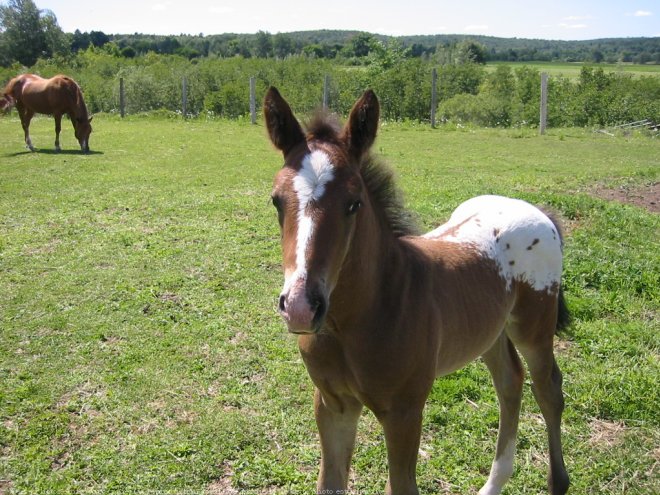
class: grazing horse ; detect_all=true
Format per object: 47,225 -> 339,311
264,87 -> 570,495
1,74 -> 92,152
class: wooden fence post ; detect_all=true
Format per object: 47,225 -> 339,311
119,77 -> 125,118
431,68 -> 438,128
540,72 -> 548,135
250,76 -> 256,125
323,75 -> 330,110
182,76 -> 188,118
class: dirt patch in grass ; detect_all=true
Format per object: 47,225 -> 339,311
588,418 -> 627,449
0,480 -> 13,495
591,182 -> 660,213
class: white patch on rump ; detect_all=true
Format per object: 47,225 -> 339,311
282,150 -> 336,293
424,195 -> 562,292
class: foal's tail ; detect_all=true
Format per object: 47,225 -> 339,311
544,208 -> 572,333
556,286 -> 571,332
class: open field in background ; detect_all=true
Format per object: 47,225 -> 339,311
0,115 -> 658,494
487,61 -> 660,79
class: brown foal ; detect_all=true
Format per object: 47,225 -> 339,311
264,86 -> 569,495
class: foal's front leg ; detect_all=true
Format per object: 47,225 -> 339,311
315,388 -> 362,494
378,405 -> 424,495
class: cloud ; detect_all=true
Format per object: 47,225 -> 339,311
626,10 -> 653,17
559,23 -> 588,30
563,15 -> 592,21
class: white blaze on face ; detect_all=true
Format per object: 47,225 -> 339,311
282,150 -> 335,293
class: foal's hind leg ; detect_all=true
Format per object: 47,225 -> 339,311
517,340 -> 569,494
479,333 -> 525,495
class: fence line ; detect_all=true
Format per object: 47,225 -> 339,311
119,72 -> 557,130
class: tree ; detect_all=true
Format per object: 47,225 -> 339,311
344,33 -> 377,58
0,0 -> 66,66
455,40 -> 487,64
254,30 -> 272,58
273,32 -> 293,58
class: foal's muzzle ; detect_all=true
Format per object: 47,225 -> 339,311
278,280 -> 328,334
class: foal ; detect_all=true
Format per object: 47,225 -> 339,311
264,87 -> 569,495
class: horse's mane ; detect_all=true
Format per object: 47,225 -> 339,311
45,75 -> 89,119
305,112 -> 420,238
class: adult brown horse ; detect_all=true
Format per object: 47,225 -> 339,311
1,74 -> 92,153
264,87 -> 570,495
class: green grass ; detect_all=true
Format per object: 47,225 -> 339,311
487,61 -> 660,79
1,114 -> 658,494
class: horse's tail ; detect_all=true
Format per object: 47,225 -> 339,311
0,95 -> 15,113
1,76 -> 19,112
543,208 -> 572,333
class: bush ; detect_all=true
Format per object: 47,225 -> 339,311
439,93 -> 513,127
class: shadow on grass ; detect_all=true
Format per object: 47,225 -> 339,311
3,148 -> 104,158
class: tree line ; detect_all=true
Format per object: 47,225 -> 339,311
1,0 -> 659,67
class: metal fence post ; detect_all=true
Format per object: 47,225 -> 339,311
119,77 -> 125,118
323,75 -> 330,110
250,76 -> 256,124
431,68 -> 438,128
182,76 -> 188,118
540,72 -> 548,135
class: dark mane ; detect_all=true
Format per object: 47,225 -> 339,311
360,155 -> 421,237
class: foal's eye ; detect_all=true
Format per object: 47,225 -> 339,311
271,196 -> 282,211
347,200 -> 362,215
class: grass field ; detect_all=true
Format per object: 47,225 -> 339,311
1,114 -> 658,494
487,61 -> 660,79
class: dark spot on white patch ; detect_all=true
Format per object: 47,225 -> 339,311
527,238 -> 540,250
493,228 -> 500,237
509,260 -> 515,266
506,243 -> 510,250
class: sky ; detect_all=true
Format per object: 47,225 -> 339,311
37,0 -> 659,40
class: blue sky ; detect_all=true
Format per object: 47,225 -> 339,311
39,0 -> 659,40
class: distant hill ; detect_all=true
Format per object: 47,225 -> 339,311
102,30 -> 659,64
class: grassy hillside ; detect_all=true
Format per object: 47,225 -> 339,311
487,61 -> 660,79
0,115 -> 658,494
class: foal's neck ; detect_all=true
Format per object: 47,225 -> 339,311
331,198 -> 417,331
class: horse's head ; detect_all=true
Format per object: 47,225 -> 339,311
74,116 -> 93,153
264,87 -> 379,334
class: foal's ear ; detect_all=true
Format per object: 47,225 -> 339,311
342,89 -> 380,159
263,87 -> 305,156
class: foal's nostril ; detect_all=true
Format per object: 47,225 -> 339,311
311,294 -> 327,324
278,294 -> 287,313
